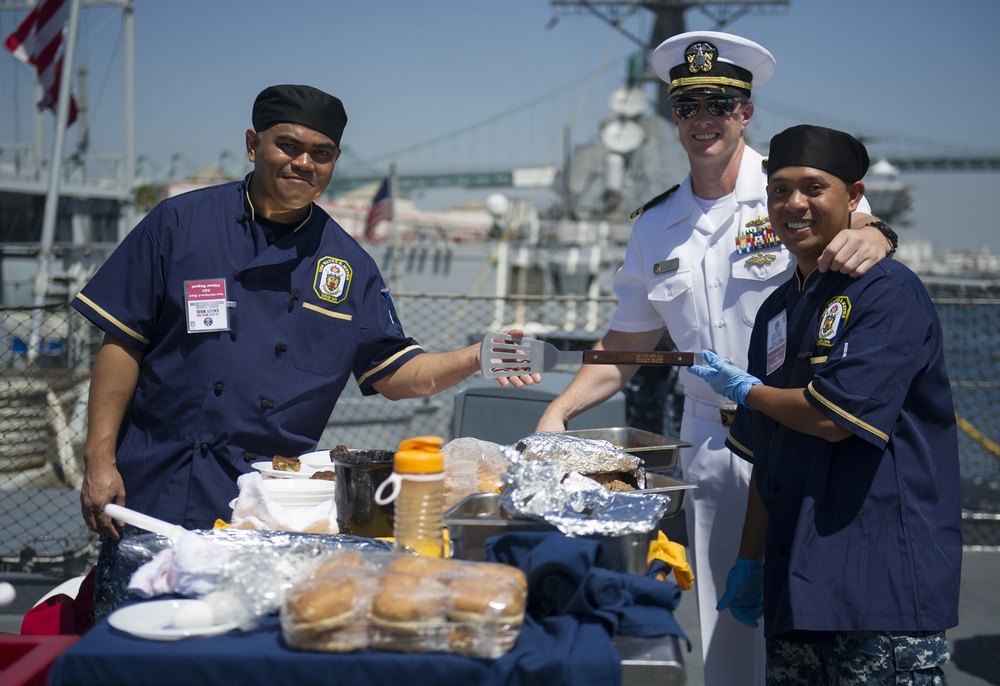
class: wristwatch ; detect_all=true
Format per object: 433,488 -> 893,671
864,220 -> 898,258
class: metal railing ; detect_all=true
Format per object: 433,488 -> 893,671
2,285 -> 998,577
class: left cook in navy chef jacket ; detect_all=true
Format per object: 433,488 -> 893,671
71,84 -> 540,618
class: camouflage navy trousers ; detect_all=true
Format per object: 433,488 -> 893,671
767,631 -> 950,685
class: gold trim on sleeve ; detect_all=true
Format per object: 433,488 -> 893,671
726,434 -> 754,459
75,294 -> 151,345
357,345 -> 423,386
807,382 -> 889,442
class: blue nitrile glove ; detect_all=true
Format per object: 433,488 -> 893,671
688,349 -> 762,406
716,558 -> 764,628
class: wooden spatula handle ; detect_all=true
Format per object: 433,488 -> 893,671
582,350 -> 695,366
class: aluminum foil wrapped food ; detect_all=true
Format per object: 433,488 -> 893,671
501,435 -> 669,537
119,529 -> 391,630
513,432 -> 644,487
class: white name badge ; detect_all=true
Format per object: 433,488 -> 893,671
766,310 -> 787,376
185,279 -> 230,333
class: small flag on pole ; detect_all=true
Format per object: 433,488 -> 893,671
363,177 -> 393,242
5,0 -> 79,125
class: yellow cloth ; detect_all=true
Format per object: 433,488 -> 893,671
213,519 -> 231,529
373,528 -> 451,556
647,530 -> 694,590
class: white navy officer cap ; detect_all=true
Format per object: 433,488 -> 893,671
651,30 -> 776,97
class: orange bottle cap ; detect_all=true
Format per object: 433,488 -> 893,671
394,435 -> 444,473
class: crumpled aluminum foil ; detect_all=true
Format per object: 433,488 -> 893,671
501,440 -> 669,537
119,529 -> 391,630
514,432 -> 643,481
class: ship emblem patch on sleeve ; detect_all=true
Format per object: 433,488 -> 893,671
817,296 -> 851,348
314,256 -> 352,304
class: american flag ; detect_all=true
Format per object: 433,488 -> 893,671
5,0 -> 79,125
363,178 -> 392,242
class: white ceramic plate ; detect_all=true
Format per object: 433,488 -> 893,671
107,599 -> 238,641
251,461 -> 316,479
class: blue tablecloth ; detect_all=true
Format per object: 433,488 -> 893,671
51,532 -> 687,686
49,611 -> 620,686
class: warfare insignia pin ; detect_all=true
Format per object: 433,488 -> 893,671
746,253 -> 777,266
685,42 -> 716,73
736,217 -> 781,255
817,296 -> 851,348
314,256 -> 352,304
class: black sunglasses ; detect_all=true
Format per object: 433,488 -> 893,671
671,95 -> 746,120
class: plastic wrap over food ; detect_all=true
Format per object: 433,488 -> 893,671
442,436 -> 511,511
499,447 -> 669,537
281,549 -> 527,658
121,529 -> 391,630
513,432 -> 643,485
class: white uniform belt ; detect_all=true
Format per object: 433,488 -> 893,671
685,396 -> 737,427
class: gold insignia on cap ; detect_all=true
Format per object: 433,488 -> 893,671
685,42 -> 716,74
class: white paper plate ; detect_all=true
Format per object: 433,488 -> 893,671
262,481 -> 335,506
260,478 -> 336,497
107,599 -> 238,641
251,461 -> 316,479
299,450 -> 336,470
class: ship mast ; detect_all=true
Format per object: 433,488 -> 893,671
1,0 -> 135,304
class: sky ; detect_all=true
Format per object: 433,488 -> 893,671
1,0 -> 998,253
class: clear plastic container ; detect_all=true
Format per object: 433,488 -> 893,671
391,436 -> 445,557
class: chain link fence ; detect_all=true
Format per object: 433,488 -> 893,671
2,285 -> 999,579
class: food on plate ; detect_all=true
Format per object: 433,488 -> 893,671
272,455 -> 301,473
309,470 -> 336,481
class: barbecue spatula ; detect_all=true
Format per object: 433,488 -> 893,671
480,331 -> 697,378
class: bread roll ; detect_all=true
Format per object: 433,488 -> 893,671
369,574 -> 449,652
280,551 -> 526,657
282,572 -> 371,651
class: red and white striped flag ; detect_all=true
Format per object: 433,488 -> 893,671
5,0 -> 79,125
363,178 -> 393,242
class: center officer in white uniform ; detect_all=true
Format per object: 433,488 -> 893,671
535,33 -> 895,686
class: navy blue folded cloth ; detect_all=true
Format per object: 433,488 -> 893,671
485,531 -> 690,647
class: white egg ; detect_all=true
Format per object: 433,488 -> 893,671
170,600 -> 216,629
0,582 -> 15,608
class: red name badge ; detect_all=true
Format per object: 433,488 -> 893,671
185,279 -> 230,333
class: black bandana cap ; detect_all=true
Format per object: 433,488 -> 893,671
252,84 -> 348,148
767,124 -> 870,183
